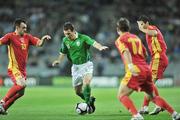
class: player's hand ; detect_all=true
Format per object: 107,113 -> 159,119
100,46 -> 108,51
42,35 -> 51,41
128,63 -> 139,76
52,60 -> 60,67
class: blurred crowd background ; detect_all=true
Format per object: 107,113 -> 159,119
0,0 -> 180,79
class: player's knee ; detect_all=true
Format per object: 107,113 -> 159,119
118,89 -> 131,99
118,93 -> 124,99
16,78 -> 26,87
83,79 -> 91,85
117,90 -> 125,99
83,74 -> 92,85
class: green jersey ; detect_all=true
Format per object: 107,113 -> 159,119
60,33 -> 95,65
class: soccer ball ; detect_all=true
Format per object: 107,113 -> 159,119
75,102 -> 88,115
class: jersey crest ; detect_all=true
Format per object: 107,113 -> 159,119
76,40 -> 80,47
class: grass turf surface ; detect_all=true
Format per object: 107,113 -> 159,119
0,87 -> 180,120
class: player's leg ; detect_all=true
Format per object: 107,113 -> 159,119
82,61 -> 95,106
139,82 -> 159,114
118,83 -> 144,120
140,58 -> 160,114
3,88 -> 25,112
72,63 -> 85,101
74,84 -> 85,100
119,84 -> 144,119
149,57 -> 168,115
82,73 -> 92,104
0,74 -> 26,114
1,79 -> 25,104
144,83 -> 180,120
148,81 -> 165,115
1,70 -> 26,103
82,73 -> 96,114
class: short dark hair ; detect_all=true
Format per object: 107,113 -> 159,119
14,18 -> 27,27
63,22 -> 75,31
138,15 -> 150,23
116,17 -> 130,32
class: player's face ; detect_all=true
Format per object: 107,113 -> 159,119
137,21 -> 144,29
17,22 -> 27,36
137,21 -> 148,30
64,29 -> 76,40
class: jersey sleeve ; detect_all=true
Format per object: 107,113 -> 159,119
60,39 -> 68,54
116,38 -> 128,54
148,25 -> 157,31
28,34 -> 40,46
83,35 -> 95,45
0,33 -> 11,45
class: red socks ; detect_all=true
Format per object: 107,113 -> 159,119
3,93 -> 23,110
143,96 -> 150,106
3,85 -> 24,102
119,95 -> 138,115
143,84 -> 159,107
152,96 -> 174,114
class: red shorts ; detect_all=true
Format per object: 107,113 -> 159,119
8,69 -> 26,85
150,53 -> 168,81
121,65 -> 153,93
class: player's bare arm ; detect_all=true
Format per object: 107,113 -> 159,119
144,29 -> 157,36
52,53 -> 66,66
137,21 -> 157,36
123,49 -> 138,76
37,35 -> 51,47
93,41 -> 108,51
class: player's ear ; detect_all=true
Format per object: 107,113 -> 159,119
15,25 -> 20,30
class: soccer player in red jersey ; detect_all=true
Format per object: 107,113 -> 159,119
0,18 -> 51,114
137,15 -> 169,115
115,17 -> 180,120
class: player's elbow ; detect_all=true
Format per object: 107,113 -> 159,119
36,42 -> 43,47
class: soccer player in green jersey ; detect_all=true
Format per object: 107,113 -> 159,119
52,22 -> 108,114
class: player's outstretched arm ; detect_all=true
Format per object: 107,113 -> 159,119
123,50 -> 138,76
52,53 -> 65,67
37,35 -> 51,47
93,41 -> 108,51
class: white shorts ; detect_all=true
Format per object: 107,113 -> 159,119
71,61 -> 93,87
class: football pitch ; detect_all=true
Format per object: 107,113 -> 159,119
0,87 -> 180,120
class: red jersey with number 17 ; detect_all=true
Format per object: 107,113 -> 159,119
146,25 -> 167,57
115,32 -> 148,72
0,32 -> 40,78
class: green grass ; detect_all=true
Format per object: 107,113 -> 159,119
0,87 -> 180,120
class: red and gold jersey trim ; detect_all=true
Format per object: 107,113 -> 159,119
151,36 -> 162,54
8,43 -> 22,80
